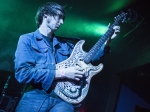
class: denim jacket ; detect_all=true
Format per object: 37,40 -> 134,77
14,29 -> 106,91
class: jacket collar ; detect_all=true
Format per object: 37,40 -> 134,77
34,29 -> 60,47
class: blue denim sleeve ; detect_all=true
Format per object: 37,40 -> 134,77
14,35 -> 55,91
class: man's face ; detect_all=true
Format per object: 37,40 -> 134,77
46,14 -> 64,32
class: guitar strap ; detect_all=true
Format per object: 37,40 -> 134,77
56,36 -> 81,43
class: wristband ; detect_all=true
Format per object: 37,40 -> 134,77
60,69 -> 65,79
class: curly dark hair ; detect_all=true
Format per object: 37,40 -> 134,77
35,2 -> 66,28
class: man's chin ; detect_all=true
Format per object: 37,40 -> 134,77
53,28 -> 58,32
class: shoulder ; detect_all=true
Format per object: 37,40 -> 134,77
17,31 -> 37,46
56,37 -> 75,49
55,36 -> 81,49
19,32 -> 35,41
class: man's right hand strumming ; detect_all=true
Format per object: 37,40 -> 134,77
55,66 -> 85,81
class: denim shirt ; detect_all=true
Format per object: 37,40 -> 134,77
14,29 -> 106,91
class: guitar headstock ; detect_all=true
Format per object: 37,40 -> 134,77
114,9 -> 137,24
114,12 -> 128,23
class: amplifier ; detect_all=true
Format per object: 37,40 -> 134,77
0,94 -> 18,112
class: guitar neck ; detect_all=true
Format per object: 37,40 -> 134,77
84,21 -> 120,64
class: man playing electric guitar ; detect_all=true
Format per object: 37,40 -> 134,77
14,2 -> 120,112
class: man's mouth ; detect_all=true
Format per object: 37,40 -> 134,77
56,24 -> 60,28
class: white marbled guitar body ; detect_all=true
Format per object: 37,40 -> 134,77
54,40 -> 103,104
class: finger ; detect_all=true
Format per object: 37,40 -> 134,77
113,26 -> 120,30
115,29 -> 120,32
77,70 -> 85,75
75,74 -> 83,78
114,32 -> 119,35
114,30 -> 120,35
74,77 -> 80,81
116,29 -> 120,32
76,67 -> 84,71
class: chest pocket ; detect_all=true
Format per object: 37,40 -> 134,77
56,50 -> 70,63
58,50 -> 70,56
31,45 -> 48,64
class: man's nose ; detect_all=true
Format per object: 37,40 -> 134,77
59,19 -> 63,25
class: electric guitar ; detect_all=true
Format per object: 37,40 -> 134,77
54,11 -> 129,104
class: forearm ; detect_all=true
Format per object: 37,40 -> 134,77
55,69 -> 64,79
15,59 -> 55,91
105,38 -> 113,47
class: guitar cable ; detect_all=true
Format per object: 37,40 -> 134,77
37,95 -> 50,112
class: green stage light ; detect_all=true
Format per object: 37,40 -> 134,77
92,23 -> 108,36
107,0 -> 134,13
57,15 -> 108,38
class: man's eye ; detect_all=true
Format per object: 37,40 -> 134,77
53,15 -> 58,19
